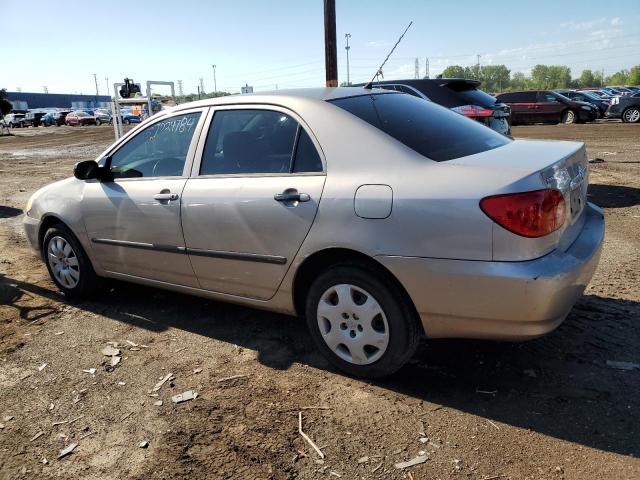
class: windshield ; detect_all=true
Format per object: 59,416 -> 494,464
329,93 -> 510,162
76,112 -> 88,117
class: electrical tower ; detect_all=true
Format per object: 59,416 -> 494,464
177,80 -> 184,97
415,58 -> 419,79
43,86 -> 48,93
199,78 -> 205,95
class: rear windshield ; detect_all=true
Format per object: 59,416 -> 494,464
329,93 -> 510,161
445,83 -> 497,107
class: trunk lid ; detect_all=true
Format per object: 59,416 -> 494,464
448,139 -> 589,260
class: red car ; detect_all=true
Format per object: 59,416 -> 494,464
65,111 -> 97,126
495,90 -> 598,125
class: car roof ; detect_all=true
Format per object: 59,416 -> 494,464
172,87 -> 391,113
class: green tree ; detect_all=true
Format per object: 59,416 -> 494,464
509,72 -> 528,90
530,65 -> 571,89
441,65 -> 469,79
480,65 -> 510,92
0,89 -> 12,116
627,65 -> 640,85
606,69 -> 629,85
579,69 -> 595,88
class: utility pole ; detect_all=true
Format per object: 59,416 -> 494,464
425,57 -> 429,78
324,0 -> 338,87
93,73 -> 99,96
177,80 -> 184,97
199,78 -> 205,95
105,77 -> 109,97
345,33 -> 351,85
415,58 -> 419,79
197,85 -> 201,100
477,54 -> 481,78
43,86 -> 48,93
212,65 -> 217,93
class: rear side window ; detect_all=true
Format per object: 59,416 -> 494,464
538,91 -> 559,102
330,93 -> 510,162
200,109 -> 322,175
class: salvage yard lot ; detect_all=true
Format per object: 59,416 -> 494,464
0,123 -> 639,479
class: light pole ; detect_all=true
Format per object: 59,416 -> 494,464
212,64 -> 217,94
345,33 -> 351,86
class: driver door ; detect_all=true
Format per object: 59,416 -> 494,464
82,108 -> 207,286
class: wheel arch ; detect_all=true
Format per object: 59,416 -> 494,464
292,247 -> 421,326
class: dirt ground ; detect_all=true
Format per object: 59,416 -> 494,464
0,122 -> 639,480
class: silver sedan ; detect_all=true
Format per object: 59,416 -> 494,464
23,88 -> 604,378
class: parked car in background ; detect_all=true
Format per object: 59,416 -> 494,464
578,89 -> 615,100
556,90 -> 610,118
89,109 -> 111,125
41,111 -> 71,127
122,113 -> 141,124
23,88 -> 603,378
22,111 -> 48,127
606,92 -> 640,123
607,86 -> 634,96
65,111 -> 97,126
353,78 -> 511,136
5,113 -> 25,128
495,90 -> 597,125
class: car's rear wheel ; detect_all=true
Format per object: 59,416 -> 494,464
124,119 -> 130,125
622,107 -> 640,123
561,110 -> 577,124
43,224 -> 98,297
305,264 -> 421,378
96,119 -> 101,126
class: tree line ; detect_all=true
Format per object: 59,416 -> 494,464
439,64 -> 640,93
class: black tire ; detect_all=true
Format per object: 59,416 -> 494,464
95,119 -> 101,126
622,107 -> 640,123
124,119 -> 130,125
561,109 -> 577,124
42,223 -> 99,298
305,263 -> 421,378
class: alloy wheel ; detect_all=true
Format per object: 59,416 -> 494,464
316,284 -> 389,365
47,235 -> 80,288
623,108 -> 640,123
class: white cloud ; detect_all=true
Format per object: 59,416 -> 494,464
611,17 -> 622,26
560,17 -> 607,31
366,40 -> 391,48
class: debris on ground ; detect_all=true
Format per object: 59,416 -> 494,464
152,373 -> 173,392
171,390 -> 198,404
154,400 -> 163,406
394,454 -> 428,469
101,345 -> 120,357
38,363 -> 47,372
57,443 -> 78,460
20,372 -> 32,381
30,432 -> 44,442
3,416 -> 14,422
82,368 -> 96,375
606,360 -> 640,371
298,412 -> 325,459
589,158 -> 605,164
139,440 -> 149,448
54,331 -> 64,336
193,368 -> 203,374
419,437 -> 429,443
217,374 -> 249,383
357,456 -> 369,464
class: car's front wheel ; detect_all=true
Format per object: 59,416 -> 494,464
43,224 -> 98,297
95,119 -> 101,126
622,107 -> 640,123
305,264 -> 421,378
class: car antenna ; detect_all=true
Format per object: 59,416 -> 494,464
364,21 -> 413,89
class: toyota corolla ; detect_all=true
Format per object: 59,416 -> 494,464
23,88 -> 604,378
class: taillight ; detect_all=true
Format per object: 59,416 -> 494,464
480,189 -> 566,238
451,105 -> 494,118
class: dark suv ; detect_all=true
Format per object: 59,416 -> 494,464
605,92 -> 640,123
354,78 -> 511,136
495,90 -> 597,125
556,90 -> 610,118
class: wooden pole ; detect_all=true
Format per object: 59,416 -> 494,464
324,0 -> 338,87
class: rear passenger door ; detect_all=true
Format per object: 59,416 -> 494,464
181,106 -> 326,300
536,91 -> 564,123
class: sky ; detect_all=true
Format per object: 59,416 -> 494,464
3,0 -> 640,96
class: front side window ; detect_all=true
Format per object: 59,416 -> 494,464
200,109 -> 321,175
538,92 -> 559,103
109,112 -> 201,178
329,93 -> 510,162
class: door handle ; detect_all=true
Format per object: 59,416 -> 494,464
154,193 -> 179,201
274,192 -> 310,203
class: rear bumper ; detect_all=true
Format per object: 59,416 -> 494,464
376,203 -> 605,341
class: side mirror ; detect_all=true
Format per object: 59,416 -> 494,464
74,160 -> 100,180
